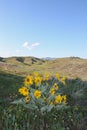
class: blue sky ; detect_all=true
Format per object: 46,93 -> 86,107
0,0 -> 87,58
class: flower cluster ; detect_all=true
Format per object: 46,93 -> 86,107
18,72 -> 67,109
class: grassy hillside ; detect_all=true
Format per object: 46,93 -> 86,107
0,56 -> 87,80
45,57 -> 87,80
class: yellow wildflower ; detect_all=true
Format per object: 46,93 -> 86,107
62,95 -> 67,103
35,76 -> 42,86
50,88 -> 55,96
53,83 -> 59,90
54,94 -> 62,104
25,96 -> 30,102
43,97 -> 47,102
33,71 -> 39,77
44,73 -> 50,80
55,73 -> 60,81
18,88 -> 24,94
34,90 -> 41,99
49,101 -> 53,105
18,87 -> 29,96
62,76 -> 66,85
24,75 -> 33,86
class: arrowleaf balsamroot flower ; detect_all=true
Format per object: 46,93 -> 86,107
25,96 -> 30,102
44,73 -> 50,80
18,87 -> 29,96
49,101 -> 54,105
17,72 -> 67,115
55,73 -> 60,81
34,90 -> 42,99
62,95 -> 67,103
62,76 -> 66,85
24,75 -> 33,86
50,88 -> 55,96
15,72 -> 68,130
53,83 -> 59,90
35,76 -> 42,86
33,71 -> 39,77
54,95 -> 62,104
43,97 -> 47,102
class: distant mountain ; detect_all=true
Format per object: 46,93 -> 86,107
0,57 -> 3,61
41,57 -> 56,60
0,56 -> 87,80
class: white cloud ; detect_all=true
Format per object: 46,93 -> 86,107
22,42 -> 29,47
31,42 -> 40,47
22,42 -> 40,50
0,42 -> 40,57
15,49 -> 21,53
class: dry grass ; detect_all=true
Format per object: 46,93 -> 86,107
0,56 -> 87,80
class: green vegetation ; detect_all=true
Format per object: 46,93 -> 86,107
0,57 -> 87,130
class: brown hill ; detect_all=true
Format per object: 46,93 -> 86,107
0,56 -> 87,80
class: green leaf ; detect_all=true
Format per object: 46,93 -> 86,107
11,98 -> 23,105
30,92 -> 36,101
23,103 -> 38,110
41,105 -> 48,112
47,105 -> 54,112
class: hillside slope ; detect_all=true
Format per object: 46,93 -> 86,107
0,56 -> 87,80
